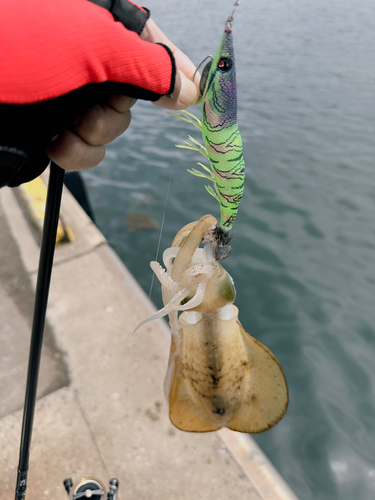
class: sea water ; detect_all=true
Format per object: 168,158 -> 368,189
84,1 -> 375,498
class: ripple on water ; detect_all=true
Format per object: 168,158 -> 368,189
86,1 -> 375,498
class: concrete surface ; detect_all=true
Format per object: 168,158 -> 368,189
0,179 -> 299,500
0,200 -> 69,419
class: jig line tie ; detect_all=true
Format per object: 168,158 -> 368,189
226,0 -> 240,30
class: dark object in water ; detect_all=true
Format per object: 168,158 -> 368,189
64,171 -> 95,222
126,213 -> 159,232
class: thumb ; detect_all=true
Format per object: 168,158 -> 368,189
153,70 -> 201,110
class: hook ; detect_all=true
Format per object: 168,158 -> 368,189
192,55 -> 213,83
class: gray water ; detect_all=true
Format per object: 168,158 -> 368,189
83,1 -> 375,498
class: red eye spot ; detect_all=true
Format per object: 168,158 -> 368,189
218,58 -> 231,72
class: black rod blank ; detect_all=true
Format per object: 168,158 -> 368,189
15,162 -> 65,500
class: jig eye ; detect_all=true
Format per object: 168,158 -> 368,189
218,58 -> 231,71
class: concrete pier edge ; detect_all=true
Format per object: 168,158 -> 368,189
0,176 -> 299,500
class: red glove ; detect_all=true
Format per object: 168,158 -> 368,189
0,0 -> 176,187
0,0 -> 175,103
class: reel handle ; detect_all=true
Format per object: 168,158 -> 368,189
108,478 -> 119,500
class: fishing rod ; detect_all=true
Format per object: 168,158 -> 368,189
14,162 -> 119,500
15,161 -> 65,500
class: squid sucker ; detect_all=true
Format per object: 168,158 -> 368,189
136,215 -> 289,433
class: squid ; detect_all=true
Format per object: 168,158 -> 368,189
136,215 -> 288,433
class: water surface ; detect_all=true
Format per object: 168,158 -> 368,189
84,1 -> 375,498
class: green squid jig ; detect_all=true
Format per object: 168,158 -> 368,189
171,1 -> 245,258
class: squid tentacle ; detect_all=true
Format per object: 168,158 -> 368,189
150,261 -> 180,292
134,287 -> 194,333
182,263 -> 216,279
177,279 -> 208,311
163,247 -> 180,273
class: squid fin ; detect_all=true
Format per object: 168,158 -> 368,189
166,316 -> 288,433
227,322 -> 289,433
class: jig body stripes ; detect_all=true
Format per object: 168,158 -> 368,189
201,11 -> 245,234
171,2 -> 244,249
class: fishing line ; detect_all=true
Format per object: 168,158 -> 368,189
148,0 -> 203,301
148,174 -> 172,299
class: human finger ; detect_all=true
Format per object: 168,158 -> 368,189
72,104 -> 132,146
47,130 -> 105,171
141,19 -> 200,92
153,70 -> 200,110
107,95 -> 137,113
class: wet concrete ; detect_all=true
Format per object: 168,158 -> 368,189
0,199 -> 69,418
0,184 -> 298,500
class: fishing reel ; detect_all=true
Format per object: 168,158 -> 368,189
64,477 -> 119,500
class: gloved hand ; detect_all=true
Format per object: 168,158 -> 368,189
0,0 -> 200,187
